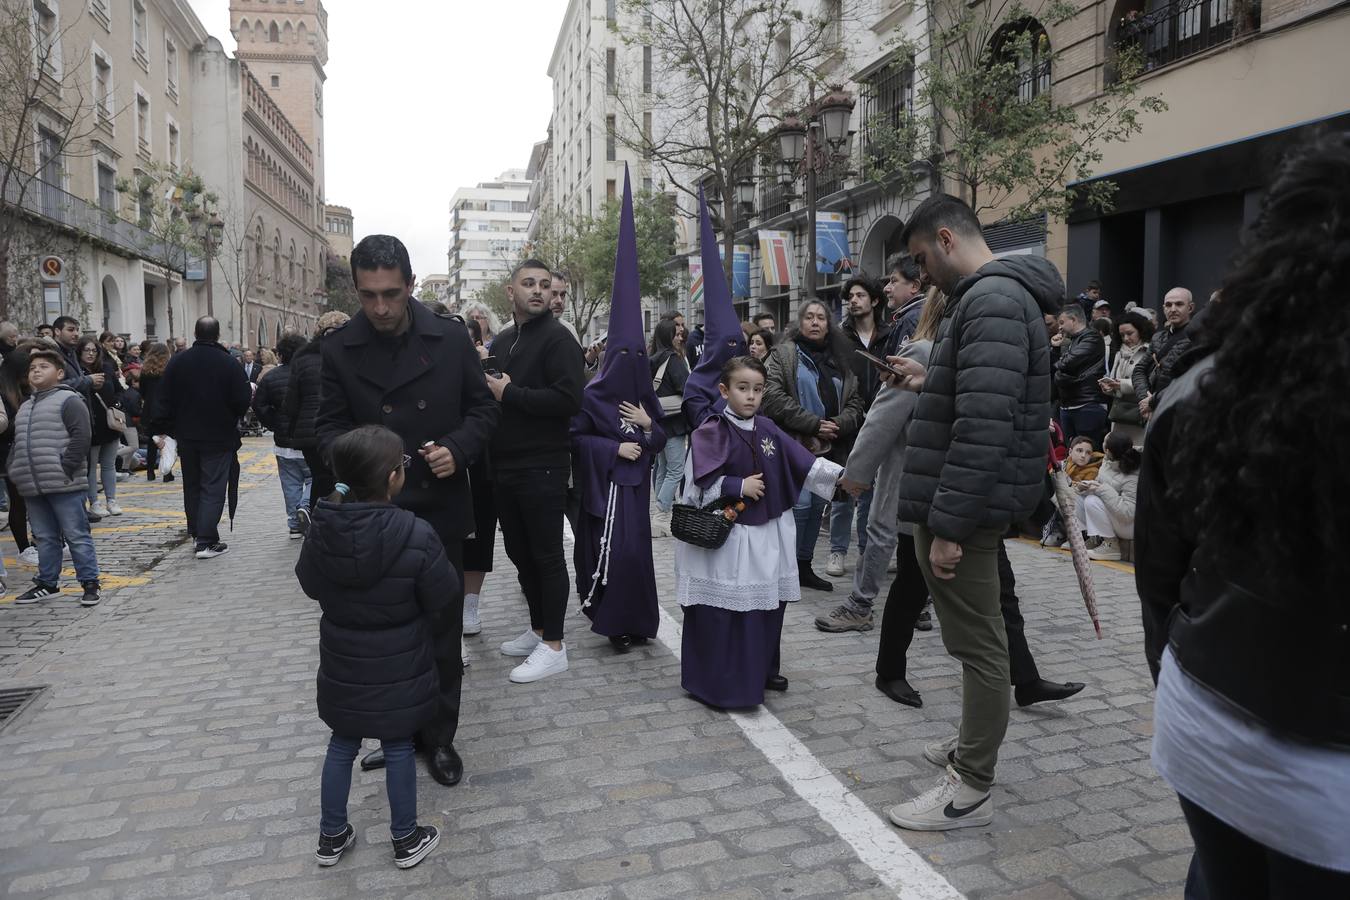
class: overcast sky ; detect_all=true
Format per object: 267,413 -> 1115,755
188,0 -> 561,282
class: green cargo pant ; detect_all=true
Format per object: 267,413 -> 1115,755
914,525 -> 1010,792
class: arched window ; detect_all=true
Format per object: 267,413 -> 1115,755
253,223 -> 264,281
288,239 -> 297,288
991,18 -> 1051,102
268,22 -> 279,42
301,248 -> 309,293
273,233 -> 282,290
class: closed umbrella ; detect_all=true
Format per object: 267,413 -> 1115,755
1050,462 -> 1102,638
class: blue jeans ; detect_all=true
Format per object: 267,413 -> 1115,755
829,490 -> 872,555
26,491 -> 99,586
87,441 -> 119,503
653,433 -> 687,513
793,486 -> 828,562
320,734 -> 417,839
275,455 -> 311,530
1058,403 -> 1109,452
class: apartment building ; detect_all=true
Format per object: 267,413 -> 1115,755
447,170 -> 532,308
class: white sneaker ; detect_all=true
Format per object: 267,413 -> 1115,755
826,551 -> 845,577
90,501 -> 110,518
508,642 -> 568,684
923,735 -> 959,768
1088,538 -> 1121,561
887,555 -> 897,574
888,765 -> 993,831
500,628 -> 542,657
651,509 -> 671,538
461,637 -> 469,670
106,500 -> 123,516
462,593 -> 482,636
18,547 -> 39,567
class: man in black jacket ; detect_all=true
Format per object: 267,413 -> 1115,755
889,194 -> 1059,833
486,259 -> 584,685
1132,287 -> 1193,420
1051,302 -> 1108,448
157,317 -> 253,559
316,235 -> 498,788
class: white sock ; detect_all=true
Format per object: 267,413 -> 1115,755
465,592 -> 480,607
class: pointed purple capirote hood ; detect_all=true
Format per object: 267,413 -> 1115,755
682,187 -> 746,427
577,167 -> 661,482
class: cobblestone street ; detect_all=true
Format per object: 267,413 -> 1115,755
0,439 -> 1189,899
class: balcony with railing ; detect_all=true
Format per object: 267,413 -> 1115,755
4,169 -> 177,267
860,60 -> 914,168
759,181 -> 792,221
1114,0 -> 1258,75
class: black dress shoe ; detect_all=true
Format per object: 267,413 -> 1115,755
798,564 -> 833,592
360,748 -> 385,771
1015,679 -> 1086,708
764,674 -> 789,692
426,745 -> 463,787
609,635 -> 633,653
874,675 -> 923,708
914,608 -> 933,632
629,636 -> 649,646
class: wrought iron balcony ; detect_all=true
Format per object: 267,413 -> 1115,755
1116,0 -> 1258,73
3,169 -> 179,268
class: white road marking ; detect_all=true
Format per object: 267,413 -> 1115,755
564,520 -> 963,899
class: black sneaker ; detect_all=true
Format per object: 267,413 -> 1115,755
315,823 -> 355,866
86,508 -> 103,523
915,608 -> 933,632
15,582 -> 59,604
80,581 -> 101,607
392,824 -> 439,869
288,527 -> 304,540
195,542 -> 229,560
295,507 -> 312,536
163,472 -> 175,483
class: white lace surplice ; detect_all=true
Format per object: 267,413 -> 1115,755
674,415 -> 841,613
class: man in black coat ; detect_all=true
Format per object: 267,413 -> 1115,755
1051,302 -> 1109,448
1132,286 -> 1193,420
316,234 -> 498,788
157,317 -> 253,559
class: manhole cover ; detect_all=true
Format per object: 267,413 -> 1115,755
0,686 -> 47,732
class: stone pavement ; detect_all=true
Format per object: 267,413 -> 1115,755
0,443 -> 279,674
0,448 -> 1190,899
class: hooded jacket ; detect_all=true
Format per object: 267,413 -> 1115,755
898,255 -> 1061,542
295,501 -> 457,740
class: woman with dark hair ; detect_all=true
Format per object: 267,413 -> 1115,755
252,332 -> 311,537
459,315 -> 496,640
138,343 -> 172,481
77,336 -> 125,518
1,342 -> 41,565
1139,132 -> 1350,897
286,310 -> 351,522
747,328 -> 774,361
761,300 -> 865,591
647,316 -> 689,536
1097,310 -> 1154,447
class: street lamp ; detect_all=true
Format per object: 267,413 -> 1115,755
188,204 -> 224,317
775,85 -> 856,301
736,176 -> 756,213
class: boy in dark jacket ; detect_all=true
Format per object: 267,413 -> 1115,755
295,426 -> 455,870
253,333 -> 310,536
8,349 -> 101,606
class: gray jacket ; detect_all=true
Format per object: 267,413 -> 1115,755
898,256 -> 1062,542
6,386 -> 91,497
842,340 -> 932,537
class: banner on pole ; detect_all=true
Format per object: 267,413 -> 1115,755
732,244 -> 751,299
689,257 -> 704,306
816,212 -> 852,275
759,230 -> 794,287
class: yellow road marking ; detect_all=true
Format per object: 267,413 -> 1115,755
1010,536 -> 1135,573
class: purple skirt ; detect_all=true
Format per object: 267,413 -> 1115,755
680,602 -> 785,709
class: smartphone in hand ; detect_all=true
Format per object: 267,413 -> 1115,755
854,349 -> 904,379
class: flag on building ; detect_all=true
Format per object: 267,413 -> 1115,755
816,212 -> 853,275
689,258 -> 704,305
732,245 -> 751,299
759,230 -> 794,286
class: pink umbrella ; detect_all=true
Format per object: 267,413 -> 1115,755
1050,463 -> 1103,638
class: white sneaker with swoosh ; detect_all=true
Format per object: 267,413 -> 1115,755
887,765 -> 993,831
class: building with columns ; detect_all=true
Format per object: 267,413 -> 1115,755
324,203 -> 353,259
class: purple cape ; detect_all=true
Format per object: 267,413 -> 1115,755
688,414 -> 815,526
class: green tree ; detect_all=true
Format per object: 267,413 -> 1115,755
864,0 -> 1166,221
324,255 -> 359,317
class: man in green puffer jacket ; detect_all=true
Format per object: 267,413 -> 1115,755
887,194 -> 1062,833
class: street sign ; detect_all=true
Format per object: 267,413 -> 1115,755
39,255 -> 65,282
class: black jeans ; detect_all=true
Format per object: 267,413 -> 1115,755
178,443 -> 234,546
6,480 -> 29,552
494,466 -> 570,642
302,447 -> 335,509
1179,794 -> 1350,899
875,537 -> 1041,686
414,521 -> 463,750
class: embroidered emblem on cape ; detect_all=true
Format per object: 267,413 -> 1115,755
761,437 -> 777,458
620,419 -> 638,435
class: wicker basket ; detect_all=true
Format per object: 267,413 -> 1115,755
670,498 -> 737,550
